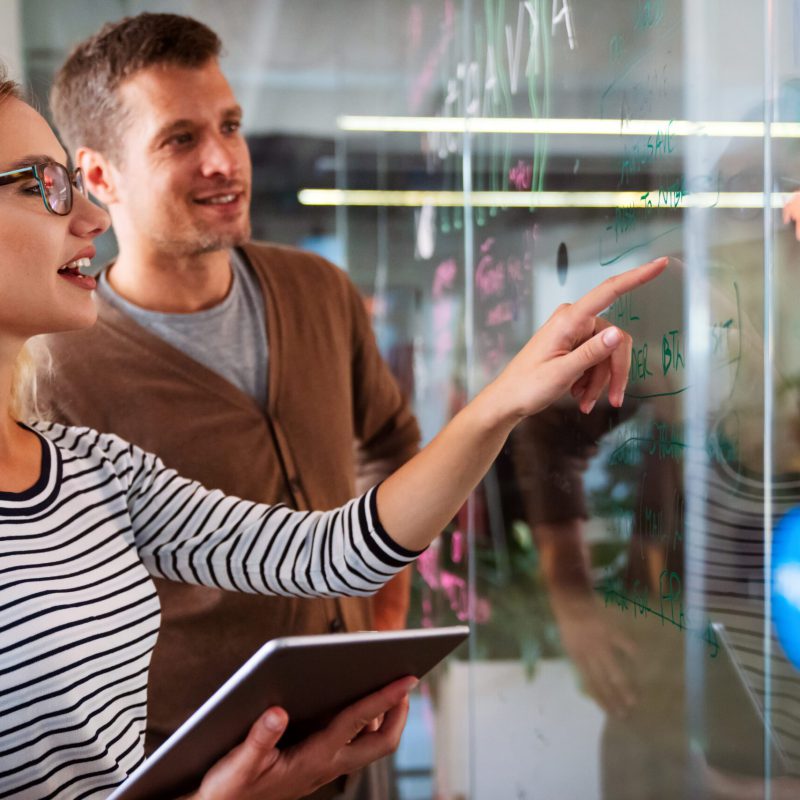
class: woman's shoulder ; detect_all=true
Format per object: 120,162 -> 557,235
28,419 -> 137,464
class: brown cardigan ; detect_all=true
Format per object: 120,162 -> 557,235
40,241 -> 420,753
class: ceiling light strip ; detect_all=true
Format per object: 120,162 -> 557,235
337,115 -> 800,138
298,188 -> 787,209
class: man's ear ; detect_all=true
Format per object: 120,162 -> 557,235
75,147 -> 118,206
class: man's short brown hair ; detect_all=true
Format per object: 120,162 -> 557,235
50,12 -> 221,161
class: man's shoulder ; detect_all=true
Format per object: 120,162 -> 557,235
241,240 -> 338,268
240,241 -> 355,294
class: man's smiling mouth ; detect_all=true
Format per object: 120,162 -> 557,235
194,193 -> 240,205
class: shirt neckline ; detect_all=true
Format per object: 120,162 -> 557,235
0,424 -> 62,516
97,251 -> 242,325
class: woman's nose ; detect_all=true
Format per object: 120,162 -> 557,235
69,191 -> 111,239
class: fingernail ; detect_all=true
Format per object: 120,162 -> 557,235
407,678 -> 420,691
584,400 -> 596,414
602,327 -> 621,346
264,710 -> 284,731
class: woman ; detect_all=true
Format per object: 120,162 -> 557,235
0,68 -> 666,799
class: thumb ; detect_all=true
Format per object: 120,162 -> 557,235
237,707 -> 288,773
196,707 -> 289,796
561,326 -> 623,379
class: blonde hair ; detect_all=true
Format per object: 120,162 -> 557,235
1,66 -> 50,421
10,340 -> 51,421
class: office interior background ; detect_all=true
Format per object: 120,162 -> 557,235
4,0 -> 800,797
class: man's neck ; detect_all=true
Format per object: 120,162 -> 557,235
107,246 -> 235,314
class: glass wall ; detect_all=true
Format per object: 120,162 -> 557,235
17,0 -> 800,796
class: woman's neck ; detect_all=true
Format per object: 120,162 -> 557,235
0,413 -> 18,456
0,414 -> 41,494
0,341 -> 18,441
0,340 -> 42,493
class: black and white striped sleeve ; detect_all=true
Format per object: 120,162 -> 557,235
121,441 -> 422,597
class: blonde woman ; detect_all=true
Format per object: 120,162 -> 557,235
0,68 -> 665,799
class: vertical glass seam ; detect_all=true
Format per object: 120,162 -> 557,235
461,2 -> 477,797
683,1 -> 711,794
762,0 -> 775,793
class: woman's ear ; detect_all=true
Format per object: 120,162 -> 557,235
75,147 -> 117,206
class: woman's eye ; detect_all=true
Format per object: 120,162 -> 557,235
21,183 -> 41,195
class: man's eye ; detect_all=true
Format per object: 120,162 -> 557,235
21,183 -> 41,195
166,132 -> 193,147
223,120 -> 241,134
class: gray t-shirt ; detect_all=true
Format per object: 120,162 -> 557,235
98,249 -> 269,407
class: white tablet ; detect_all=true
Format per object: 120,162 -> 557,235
109,625 -> 469,800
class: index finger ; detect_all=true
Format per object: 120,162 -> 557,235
327,676 -> 417,743
337,697 -> 410,774
571,257 -> 669,319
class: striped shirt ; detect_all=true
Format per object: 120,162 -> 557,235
0,422 -> 418,799
688,458 -> 800,775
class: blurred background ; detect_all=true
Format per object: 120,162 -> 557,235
6,1 -> 800,796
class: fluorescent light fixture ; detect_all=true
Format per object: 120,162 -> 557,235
337,115 -> 800,139
298,189 -> 788,209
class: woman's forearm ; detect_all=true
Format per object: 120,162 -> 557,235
375,256 -> 669,554
377,386 -> 514,552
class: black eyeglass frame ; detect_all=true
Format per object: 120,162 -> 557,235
0,161 -> 85,216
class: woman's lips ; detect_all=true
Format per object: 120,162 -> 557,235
58,270 -> 97,291
57,258 -> 96,291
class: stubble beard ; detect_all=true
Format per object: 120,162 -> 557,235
154,218 -> 252,258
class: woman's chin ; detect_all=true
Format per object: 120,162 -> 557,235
48,306 -> 98,334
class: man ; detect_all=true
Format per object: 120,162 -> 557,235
43,13 -> 420,797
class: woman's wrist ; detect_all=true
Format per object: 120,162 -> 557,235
468,380 -> 525,438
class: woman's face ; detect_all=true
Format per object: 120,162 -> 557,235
0,97 -> 109,341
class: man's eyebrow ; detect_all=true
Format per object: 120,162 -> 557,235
152,119 -> 195,143
151,106 -> 244,144
0,154 -> 55,173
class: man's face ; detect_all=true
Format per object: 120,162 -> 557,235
109,60 -> 252,257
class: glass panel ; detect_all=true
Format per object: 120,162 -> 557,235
20,0 -> 800,797
768,4 -> 800,800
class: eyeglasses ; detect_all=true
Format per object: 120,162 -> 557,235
0,161 -> 86,215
